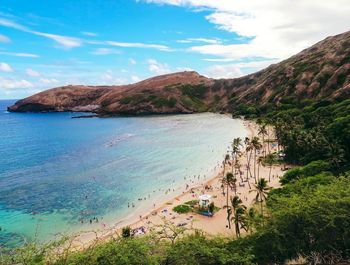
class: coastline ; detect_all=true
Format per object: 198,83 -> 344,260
69,118 -> 284,249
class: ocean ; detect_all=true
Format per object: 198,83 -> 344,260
0,99 -> 247,247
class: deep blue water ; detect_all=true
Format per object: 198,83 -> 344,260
0,100 -> 247,247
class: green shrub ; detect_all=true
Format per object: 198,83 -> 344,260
119,97 -> 132,104
122,226 -> 131,238
280,169 -> 298,183
184,200 -> 198,206
259,175 -> 350,264
173,204 -> 191,214
119,94 -> 147,105
301,160 -> 331,176
179,84 -> 208,99
56,236 -> 166,265
167,97 -> 177,108
165,233 -> 255,265
280,160 -> 331,184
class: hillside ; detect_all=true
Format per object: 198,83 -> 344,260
8,71 -> 213,115
221,30 -> 350,108
8,30 -> 350,115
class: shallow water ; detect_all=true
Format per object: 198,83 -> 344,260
0,100 -> 247,247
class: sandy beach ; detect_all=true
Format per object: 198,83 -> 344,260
70,119 -> 285,249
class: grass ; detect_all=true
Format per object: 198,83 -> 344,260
184,200 -> 198,206
178,84 -> 208,99
173,201 -> 220,215
119,95 -> 177,109
172,204 -> 191,214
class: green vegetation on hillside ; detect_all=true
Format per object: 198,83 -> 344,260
119,94 -> 177,109
232,98 -> 350,170
178,84 -> 209,112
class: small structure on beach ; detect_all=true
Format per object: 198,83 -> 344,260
199,194 -> 212,207
277,151 -> 286,160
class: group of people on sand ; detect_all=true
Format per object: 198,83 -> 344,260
89,217 -> 99,224
80,216 -> 100,224
204,185 -> 214,191
123,167 -> 217,214
128,202 -> 135,208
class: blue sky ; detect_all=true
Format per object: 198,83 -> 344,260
0,0 -> 349,99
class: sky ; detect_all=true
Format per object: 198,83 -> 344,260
0,0 -> 349,99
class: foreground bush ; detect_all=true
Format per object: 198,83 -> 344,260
262,174 -> 350,264
280,160 -> 331,184
55,236 -> 165,265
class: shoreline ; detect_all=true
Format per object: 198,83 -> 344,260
69,118 -> 284,249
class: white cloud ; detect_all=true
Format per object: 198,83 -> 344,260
0,76 -> 33,89
38,78 -> 59,85
81,31 -> 98,37
203,60 -> 280,78
0,17 -> 82,49
100,70 -> 127,85
204,64 -> 243,79
233,60 -> 279,69
131,75 -> 141,82
26,68 -> 41,77
107,41 -> 171,51
33,31 -> 82,49
147,59 -> 171,75
177,37 -> 221,44
176,66 -> 194,71
144,0 -> 350,62
129,58 -> 137,65
0,18 -> 26,30
91,48 -> 121,55
0,34 -> 10,43
0,17 -> 173,52
203,58 -> 240,62
0,62 -> 13,72
0,51 -> 39,58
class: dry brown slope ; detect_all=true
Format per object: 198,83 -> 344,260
8,30 -> 350,115
8,71 -> 213,115
219,30 -> 350,108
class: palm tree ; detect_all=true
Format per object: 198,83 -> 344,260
224,153 -> 230,168
229,196 -> 247,237
221,154 -> 230,195
231,207 -> 247,237
231,195 -> 246,213
222,172 -> 236,229
231,137 -> 242,175
257,156 -> 264,181
273,118 -> 285,152
250,178 -> 270,216
251,137 -> 262,184
226,207 -> 232,230
244,137 -> 253,188
235,160 -> 243,183
326,141 -> 346,176
258,124 -> 268,157
265,153 -> 275,182
246,208 -> 258,234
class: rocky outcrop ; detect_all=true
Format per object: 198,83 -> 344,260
8,30 -> 350,115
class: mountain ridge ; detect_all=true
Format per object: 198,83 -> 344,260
8,30 -> 350,115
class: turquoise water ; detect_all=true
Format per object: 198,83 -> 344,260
0,100 -> 247,247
